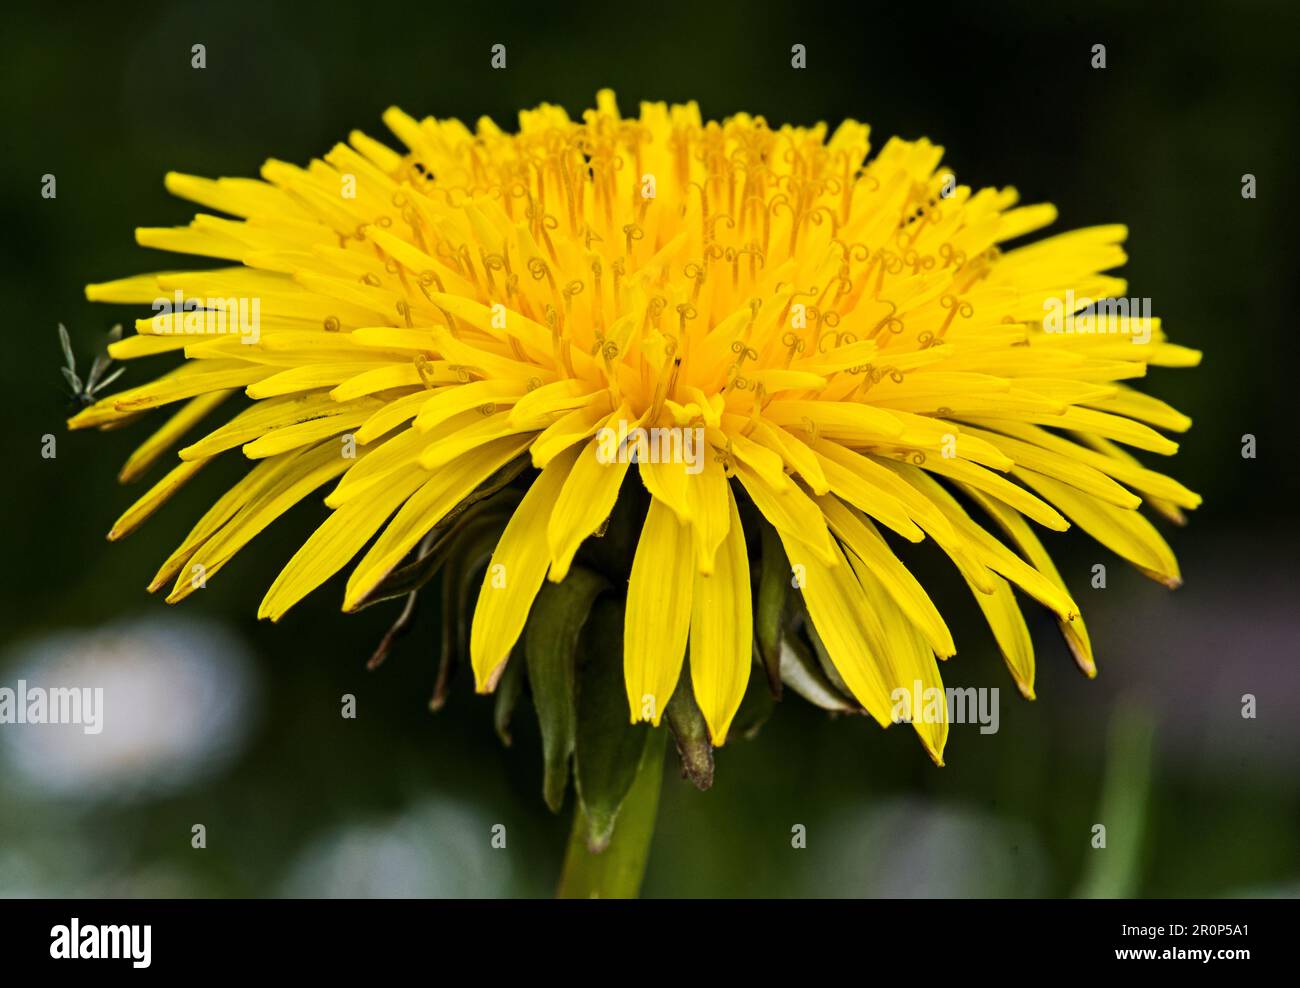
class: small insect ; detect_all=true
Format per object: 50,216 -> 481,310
59,323 -> 125,409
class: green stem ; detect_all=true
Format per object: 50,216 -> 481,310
556,727 -> 667,899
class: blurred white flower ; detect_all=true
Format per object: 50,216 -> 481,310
809,797 -> 1050,897
280,799 -> 514,898
0,616 -> 257,800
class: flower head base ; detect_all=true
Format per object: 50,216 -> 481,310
73,90 -> 1200,767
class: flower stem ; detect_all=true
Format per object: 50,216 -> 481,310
556,726 -> 667,899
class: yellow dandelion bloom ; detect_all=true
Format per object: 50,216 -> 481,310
73,90 -> 1200,764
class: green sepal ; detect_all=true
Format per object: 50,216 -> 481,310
493,643 -> 526,747
665,668 -> 713,790
432,513 -> 519,712
800,606 -> 858,704
525,567 -> 609,813
729,646 -> 777,739
557,725 -> 667,898
572,475 -> 646,582
779,630 -> 857,712
365,592 -> 418,671
429,560 -> 460,712
573,597 -> 653,853
755,523 -> 789,697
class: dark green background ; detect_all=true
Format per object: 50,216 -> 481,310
1,0 -> 1296,896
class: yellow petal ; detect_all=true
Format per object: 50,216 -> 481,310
746,421 -> 829,494
148,455 -> 291,591
816,495 -> 954,658
354,388 -> 445,444
1086,387 -> 1192,433
469,444 -> 580,688
1075,433 -> 1198,523
417,410 -> 522,470
1016,468 -> 1181,587
325,425 -> 430,507
180,391 -> 339,460
118,391 -> 231,483
530,398 -> 612,467
101,361 -> 271,418
108,457 -> 210,541
895,464 -> 1078,619
624,497 -> 694,725
85,272 -> 174,303
508,379 -> 598,427
783,532 -> 895,727
818,441 -> 958,541
962,421 -> 1142,509
167,442 -> 352,602
243,402 -> 379,459
917,453 -> 1069,531
547,436 -> 631,582
850,554 -> 948,763
638,457 -> 693,525
247,363 -> 387,400
259,464 -> 427,621
765,398 -> 905,443
971,569 -> 1036,698
962,486 -> 1094,677
690,488 -> 752,744
329,363 -> 431,401
412,379 -> 528,432
344,434 -> 533,610
814,447 -> 926,542
686,452 -> 730,574
732,460 -> 837,567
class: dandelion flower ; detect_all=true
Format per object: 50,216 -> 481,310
73,90 -> 1200,773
